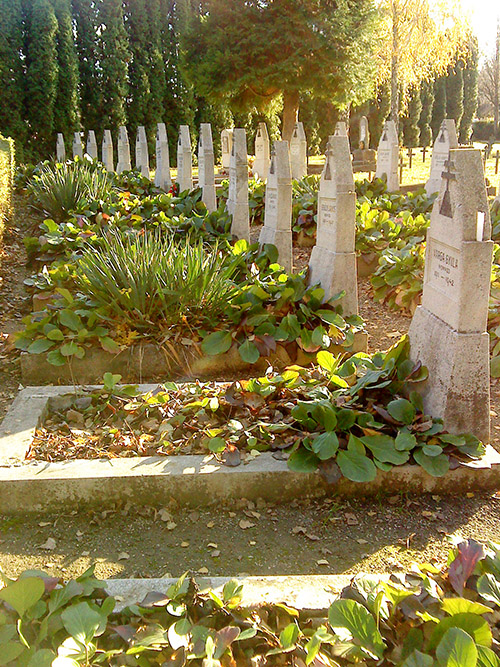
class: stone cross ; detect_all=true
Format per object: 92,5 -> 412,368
221,129 -> 233,170
290,121 -> 307,180
227,128 -> 249,241
198,123 -> 217,212
176,125 -> 193,192
56,134 -> 66,162
375,120 -> 399,191
359,116 -> 370,150
72,132 -> 83,159
258,141 -> 293,272
253,122 -> 270,180
308,122 -> 357,315
425,119 -> 459,195
154,123 -> 171,190
135,126 -> 150,177
86,131 -> 98,160
102,130 -> 114,172
116,127 -> 131,173
409,148 -> 493,442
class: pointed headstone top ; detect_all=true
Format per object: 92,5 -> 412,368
334,122 -> 348,137
321,132 -> 354,194
157,123 -> 167,141
380,120 -> 398,146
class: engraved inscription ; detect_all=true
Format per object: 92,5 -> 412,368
428,240 -> 459,298
320,198 -> 336,227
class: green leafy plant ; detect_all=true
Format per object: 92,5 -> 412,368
370,242 -> 425,315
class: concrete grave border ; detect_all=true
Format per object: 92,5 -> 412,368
1,385 -> 500,514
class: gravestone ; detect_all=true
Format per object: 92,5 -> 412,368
375,120 -> 399,191
72,132 -> 83,159
227,128 -> 249,241
155,123 -> 171,190
290,122 -> 307,180
86,131 -> 98,159
308,124 -> 358,315
409,148 -> 493,443
253,122 -> 270,179
102,130 -> 114,172
136,126 -> 150,177
258,141 -> 292,272
359,116 -> 370,149
56,134 -> 66,162
176,125 -> 193,192
221,129 -> 233,170
116,127 -> 131,173
198,123 -> 217,212
425,119 -> 459,195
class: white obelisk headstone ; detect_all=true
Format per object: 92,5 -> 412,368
56,134 -> 66,162
221,129 -> 233,170
290,121 -> 307,180
308,123 -> 357,315
116,127 -> 131,173
198,123 -> 217,212
253,122 -> 270,180
359,116 -> 370,149
176,125 -> 192,192
409,148 -> 493,442
135,126 -> 149,177
425,119 -> 459,195
258,141 -> 292,272
375,120 -> 399,191
102,130 -> 114,172
227,128 -> 249,241
72,132 -> 83,159
155,123 -> 171,190
86,131 -> 98,159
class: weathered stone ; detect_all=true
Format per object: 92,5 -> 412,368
409,148 -> 493,442
56,133 -> 66,162
227,128 -> 249,241
116,127 -> 131,173
290,121 -> 307,180
221,129 -> 233,170
135,126 -> 150,177
359,116 -> 370,149
425,119 -> 459,195
177,125 -> 193,192
253,122 -> 270,179
72,132 -> 83,159
198,123 -> 216,212
309,123 -> 358,315
102,130 -> 114,172
375,120 -> 399,191
86,130 -> 98,160
258,141 -> 293,272
154,123 -> 171,190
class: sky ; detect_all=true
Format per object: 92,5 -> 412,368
459,0 -> 499,56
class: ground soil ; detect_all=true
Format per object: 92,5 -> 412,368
1,202 -> 500,582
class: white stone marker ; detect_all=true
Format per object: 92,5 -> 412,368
221,129 -> 233,170
116,127 -> 131,173
72,132 -> 83,159
102,130 -> 114,172
425,119 -> 459,195
359,116 -> 370,149
56,133 -> 66,162
308,123 -> 357,315
135,126 -> 150,177
154,123 -> 171,190
375,120 -> 399,191
253,122 -> 270,179
409,148 -> 493,443
198,123 -> 217,212
86,131 -> 98,159
290,121 -> 307,180
227,128 -> 249,241
258,141 -> 293,272
176,125 -> 193,192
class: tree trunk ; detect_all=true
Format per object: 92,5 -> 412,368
390,1 -> 399,131
495,22 -> 500,136
282,89 -> 300,142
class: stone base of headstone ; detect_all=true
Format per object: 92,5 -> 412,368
308,247 -> 358,316
352,149 -> 376,173
409,307 -> 490,443
259,227 -> 292,273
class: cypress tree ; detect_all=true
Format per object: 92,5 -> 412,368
125,0 -> 150,137
52,0 -> 80,141
98,0 -> 128,136
24,0 -> 58,160
431,76 -> 446,140
72,0 -> 100,133
418,79 -> 434,147
402,84 -> 421,147
368,81 -> 391,148
0,0 -> 26,153
459,39 -> 479,144
445,59 -> 464,128
145,0 -> 166,148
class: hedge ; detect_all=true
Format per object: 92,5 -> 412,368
0,133 -> 14,249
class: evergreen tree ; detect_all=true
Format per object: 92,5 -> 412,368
367,81 -> 391,148
145,0 -> 167,145
431,76 -> 446,140
124,0 -> 150,138
72,0 -> 100,133
52,0 -> 80,141
418,79 -> 434,147
445,59 -> 464,128
459,39 -> 479,144
24,0 -> 58,160
401,84 -> 421,147
98,0 -> 128,136
0,0 -> 25,152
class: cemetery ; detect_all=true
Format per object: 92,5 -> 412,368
2,0 -> 500,664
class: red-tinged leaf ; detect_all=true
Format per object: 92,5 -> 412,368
254,334 -> 277,356
139,591 -> 171,607
318,459 -> 342,485
163,646 -> 187,667
215,626 -> 241,658
448,540 -> 485,594
42,576 -> 60,593
372,404 -> 400,425
222,447 -> 241,467
114,624 -> 136,642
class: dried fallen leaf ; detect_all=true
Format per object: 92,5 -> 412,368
166,521 -> 177,531
356,538 -> 368,545
345,513 -> 358,526
207,543 -> 218,549
40,537 -> 56,551
292,526 -> 307,535
198,567 -> 209,574
317,559 -> 329,566
239,520 -> 255,530
306,533 -> 320,542
118,552 -> 130,561
210,550 -> 220,558
181,541 -> 189,548
206,521 -> 215,528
